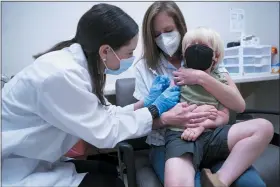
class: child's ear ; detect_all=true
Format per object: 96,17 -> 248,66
211,57 -> 219,70
214,52 -> 220,62
213,57 -> 218,63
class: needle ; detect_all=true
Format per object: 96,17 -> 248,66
149,67 -> 159,76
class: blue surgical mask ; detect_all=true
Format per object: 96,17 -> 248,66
103,49 -> 135,75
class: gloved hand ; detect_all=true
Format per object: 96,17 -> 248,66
144,75 -> 170,107
152,85 -> 180,115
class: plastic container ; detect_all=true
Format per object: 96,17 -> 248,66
243,46 -> 271,56
243,57 -> 255,64
223,57 -> 239,65
243,56 -> 271,65
224,66 -> 240,75
243,65 -> 271,74
224,47 -> 239,56
224,45 -> 272,76
243,47 -> 257,55
256,46 -> 271,56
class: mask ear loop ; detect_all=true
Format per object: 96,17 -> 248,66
108,47 -> 121,62
102,47 -> 121,73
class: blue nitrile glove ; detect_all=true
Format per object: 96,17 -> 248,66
152,85 -> 180,115
144,75 -> 170,107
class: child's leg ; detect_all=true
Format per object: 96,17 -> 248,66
164,154 -> 195,187
165,129 -> 203,187
216,118 -> 273,186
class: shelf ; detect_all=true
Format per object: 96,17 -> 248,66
104,74 -> 279,95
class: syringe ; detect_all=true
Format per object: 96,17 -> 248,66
149,67 -> 159,76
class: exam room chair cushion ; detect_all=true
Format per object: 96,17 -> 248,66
134,150 -> 163,187
252,144 -> 279,187
116,78 -> 138,107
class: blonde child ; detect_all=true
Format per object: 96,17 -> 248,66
164,27 -> 230,187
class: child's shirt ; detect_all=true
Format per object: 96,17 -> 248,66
169,68 -> 228,132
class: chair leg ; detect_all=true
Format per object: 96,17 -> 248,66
118,142 -> 137,187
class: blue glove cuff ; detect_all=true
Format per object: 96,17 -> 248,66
153,102 -> 163,116
143,98 -> 152,107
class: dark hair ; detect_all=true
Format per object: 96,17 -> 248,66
142,1 -> 187,69
33,3 -> 139,105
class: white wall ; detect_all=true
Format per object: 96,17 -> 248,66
2,1 -> 279,84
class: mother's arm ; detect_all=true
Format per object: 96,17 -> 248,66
198,72 -> 245,113
174,68 -> 245,113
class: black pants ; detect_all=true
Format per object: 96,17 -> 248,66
68,160 -> 125,187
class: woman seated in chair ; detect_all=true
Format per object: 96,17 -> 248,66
133,1 -> 273,187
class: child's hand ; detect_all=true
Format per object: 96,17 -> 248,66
181,126 -> 205,141
173,67 -> 203,86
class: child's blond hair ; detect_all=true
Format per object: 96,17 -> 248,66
182,27 -> 224,64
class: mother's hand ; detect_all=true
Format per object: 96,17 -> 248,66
173,67 -> 203,86
193,105 -> 218,120
160,102 -> 211,128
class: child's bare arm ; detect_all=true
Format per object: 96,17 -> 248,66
195,106 -> 229,129
216,106 -> 230,125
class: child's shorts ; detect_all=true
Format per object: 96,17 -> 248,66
165,125 -> 231,172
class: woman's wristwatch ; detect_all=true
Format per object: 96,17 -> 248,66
147,105 -> 159,119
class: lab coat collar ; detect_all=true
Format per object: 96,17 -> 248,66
67,43 -> 88,70
159,53 -> 184,70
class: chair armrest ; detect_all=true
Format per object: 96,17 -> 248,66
237,109 -> 279,135
238,109 -> 279,146
239,109 -> 280,115
117,141 -> 137,187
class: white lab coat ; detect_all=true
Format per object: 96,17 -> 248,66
2,43 -> 152,187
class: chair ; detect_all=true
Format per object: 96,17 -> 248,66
1,74 -> 10,89
116,78 -> 279,187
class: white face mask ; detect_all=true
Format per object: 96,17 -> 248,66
155,31 -> 181,57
